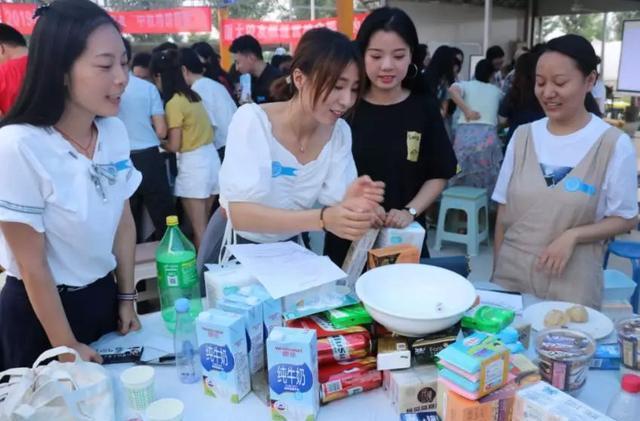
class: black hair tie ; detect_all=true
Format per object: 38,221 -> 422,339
32,3 -> 51,19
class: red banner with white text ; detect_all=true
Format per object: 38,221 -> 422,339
220,14 -> 368,46
0,4 -> 212,35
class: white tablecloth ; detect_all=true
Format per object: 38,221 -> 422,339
94,309 -> 621,421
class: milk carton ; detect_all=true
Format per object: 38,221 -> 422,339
375,222 -> 426,251
216,298 -> 264,375
235,284 -> 283,339
267,327 -> 319,421
196,308 -> 251,403
204,261 -> 257,309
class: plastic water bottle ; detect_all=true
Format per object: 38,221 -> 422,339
174,298 -> 199,384
156,215 -> 202,332
606,374 -> 640,421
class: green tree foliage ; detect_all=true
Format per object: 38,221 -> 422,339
542,13 -> 604,41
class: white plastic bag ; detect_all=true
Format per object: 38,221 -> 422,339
0,346 -> 115,421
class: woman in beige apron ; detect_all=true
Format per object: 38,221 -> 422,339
493,35 -> 638,309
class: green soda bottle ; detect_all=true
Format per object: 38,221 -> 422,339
156,215 -> 202,332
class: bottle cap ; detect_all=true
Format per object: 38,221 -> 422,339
166,215 -> 179,226
622,374 -> 640,393
174,298 -> 190,313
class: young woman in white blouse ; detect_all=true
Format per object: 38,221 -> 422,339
210,28 -> 384,255
0,0 -> 141,369
492,34 -> 638,308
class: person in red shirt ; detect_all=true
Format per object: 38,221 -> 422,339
0,24 -> 28,117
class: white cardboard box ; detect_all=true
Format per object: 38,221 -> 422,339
375,222 -> 426,251
513,382 -> 614,421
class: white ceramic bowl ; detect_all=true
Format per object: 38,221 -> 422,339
356,264 -> 476,337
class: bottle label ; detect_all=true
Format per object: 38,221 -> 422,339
158,257 -> 198,289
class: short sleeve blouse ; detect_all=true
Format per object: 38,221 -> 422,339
0,117 -> 142,286
219,104 -> 356,243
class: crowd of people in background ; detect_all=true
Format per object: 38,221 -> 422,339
0,0 -> 636,369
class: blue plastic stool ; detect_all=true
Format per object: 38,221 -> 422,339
603,240 -> 640,313
434,186 -> 489,256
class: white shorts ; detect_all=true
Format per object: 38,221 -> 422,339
174,143 -> 221,199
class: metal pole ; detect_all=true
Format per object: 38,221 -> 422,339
310,0 -> 316,20
526,0 -> 534,48
600,12 -> 607,77
483,0 -> 493,54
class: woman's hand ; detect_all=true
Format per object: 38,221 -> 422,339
464,110 -> 481,121
60,341 -> 103,364
345,176 -> 385,206
324,198 -> 377,241
536,230 -> 577,277
118,301 -> 141,335
373,205 -> 386,228
385,209 -> 414,229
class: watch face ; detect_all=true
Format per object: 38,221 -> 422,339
407,207 -> 417,216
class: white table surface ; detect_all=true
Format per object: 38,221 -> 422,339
95,303 -> 623,421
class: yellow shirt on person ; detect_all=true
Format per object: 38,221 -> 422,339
165,93 -> 214,153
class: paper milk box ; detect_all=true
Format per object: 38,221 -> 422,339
216,298 -> 264,374
375,222 -> 426,251
267,327 -> 319,421
196,308 -> 251,403
234,284 -> 283,339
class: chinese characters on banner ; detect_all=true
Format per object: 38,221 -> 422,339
220,14 -> 368,46
0,4 -> 212,35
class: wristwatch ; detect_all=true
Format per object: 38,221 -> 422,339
404,207 -> 417,220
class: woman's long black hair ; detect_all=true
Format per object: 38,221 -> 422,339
150,49 -> 201,105
355,7 -> 424,93
1,0 -> 121,128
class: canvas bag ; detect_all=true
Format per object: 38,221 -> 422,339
0,346 -> 115,421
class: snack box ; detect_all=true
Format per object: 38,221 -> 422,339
377,336 -> 411,371
435,332 -> 510,399
411,324 -> 460,365
384,365 -> 439,414
286,314 -> 370,339
590,343 -> 620,370
325,303 -> 372,329
320,365 -> 382,404
512,382 -> 614,421
367,245 -> 420,269
462,305 -> 515,334
399,411 -> 439,421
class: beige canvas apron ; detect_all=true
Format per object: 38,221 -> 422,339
493,124 -> 621,308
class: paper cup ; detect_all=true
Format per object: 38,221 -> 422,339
146,398 -> 184,421
120,366 -> 155,411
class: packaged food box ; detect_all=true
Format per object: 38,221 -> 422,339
411,325 -> 460,365
384,365 -> 438,414
196,308 -> 251,403
399,411 -> 439,421
377,336 -> 411,371
436,332 -> 510,399
590,343 -> 620,370
462,305 -> 515,334
512,382 -> 614,421
286,314 -> 370,339
320,365 -> 382,404
325,303 -> 372,329
367,245 -> 420,269
319,356 -> 377,384
267,327 -> 319,421
318,332 -> 371,366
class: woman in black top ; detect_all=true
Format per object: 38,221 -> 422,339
498,52 -> 545,144
325,7 -> 458,265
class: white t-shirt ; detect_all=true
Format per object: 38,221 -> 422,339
219,104 -> 357,243
192,77 -> 238,150
0,118 -> 142,286
492,115 -> 638,221
453,80 -> 503,126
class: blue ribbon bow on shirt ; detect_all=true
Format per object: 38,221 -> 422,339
89,159 -> 131,202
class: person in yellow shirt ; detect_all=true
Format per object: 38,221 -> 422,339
150,49 -> 221,248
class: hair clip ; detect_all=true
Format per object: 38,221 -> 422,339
285,75 -> 292,85
33,3 -> 51,19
